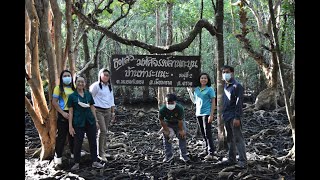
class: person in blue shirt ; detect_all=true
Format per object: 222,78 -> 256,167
217,65 -> 247,169
187,72 -> 217,161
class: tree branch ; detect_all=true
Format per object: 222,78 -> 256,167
72,5 -> 217,54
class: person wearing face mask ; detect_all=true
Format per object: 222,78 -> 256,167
89,68 -> 116,162
52,70 -> 81,167
187,72 -> 217,161
216,65 -> 247,169
158,93 -> 190,163
67,75 -> 105,170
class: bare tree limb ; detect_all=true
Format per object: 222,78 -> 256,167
72,5 -> 217,54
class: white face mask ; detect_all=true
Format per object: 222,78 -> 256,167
62,77 -> 72,85
223,73 -> 231,82
166,103 -> 176,110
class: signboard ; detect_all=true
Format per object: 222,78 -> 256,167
110,54 -> 201,87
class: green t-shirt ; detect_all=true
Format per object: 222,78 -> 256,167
159,103 -> 185,124
67,90 -> 95,127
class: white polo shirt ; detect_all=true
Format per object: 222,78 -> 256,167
89,82 -> 115,108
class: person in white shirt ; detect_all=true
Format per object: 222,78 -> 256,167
89,68 -> 116,162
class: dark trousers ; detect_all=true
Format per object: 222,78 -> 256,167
162,121 -> 188,158
197,115 -> 215,155
224,119 -> 247,163
55,112 -> 74,158
73,121 -> 98,163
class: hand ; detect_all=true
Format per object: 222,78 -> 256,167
233,119 -> 240,127
69,126 -> 75,137
62,112 -> 69,119
111,113 -> 116,123
208,115 -> 214,123
96,122 -> 100,130
179,129 -> 186,139
163,129 -> 170,137
186,87 -> 192,92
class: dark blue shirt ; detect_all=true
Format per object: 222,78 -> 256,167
222,78 -> 244,121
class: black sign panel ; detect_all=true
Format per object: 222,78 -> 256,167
110,54 -> 201,87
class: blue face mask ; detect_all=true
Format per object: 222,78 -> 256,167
62,77 -> 72,85
223,73 -> 231,82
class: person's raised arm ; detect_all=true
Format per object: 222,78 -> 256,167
186,87 -> 195,104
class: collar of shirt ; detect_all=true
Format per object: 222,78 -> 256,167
226,78 -> 236,87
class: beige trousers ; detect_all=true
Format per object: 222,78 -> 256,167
96,108 -> 111,157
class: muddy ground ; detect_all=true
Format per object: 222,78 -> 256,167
25,102 -> 295,180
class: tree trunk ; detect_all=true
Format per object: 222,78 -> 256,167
26,0 -> 49,122
142,23 -> 149,102
25,97 -> 55,159
66,0 -> 76,75
25,0 -> 57,160
215,0 -> 227,151
268,0 -> 295,159
35,0 -> 58,105
235,1 -> 278,110
165,1 -> 174,96
50,0 -> 63,73
25,9 -> 31,76
156,5 -> 165,108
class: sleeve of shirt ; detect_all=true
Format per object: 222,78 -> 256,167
89,82 -> 98,97
52,86 -> 60,99
159,106 -> 165,120
67,94 -> 74,108
209,87 -> 216,98
234,83 -> 244,120
179,105 -> 185,120
88,92 -> 95,105
110,89 -> 115,106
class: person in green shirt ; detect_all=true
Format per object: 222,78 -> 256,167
67,75 -> 104,171
159,93 -> 190,163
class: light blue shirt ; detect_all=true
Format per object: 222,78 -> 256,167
194,86 -> 216,116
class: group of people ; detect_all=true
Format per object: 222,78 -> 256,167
159,65 -> 247,169
52,64 -> 247,171
52,68 -> 115,170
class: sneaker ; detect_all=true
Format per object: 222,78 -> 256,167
163,155 -> 174,163
54,157 -> 62,165
179,155 -> 190,163
71,163 -> 80,171
99,155 -> 108,162
204,154 -> 218,161
53,164 -> 62,170
71,151 -> 86,158
198,150 -> 208,157
216,159 -> 236,166
235,161 -> 247,169
92,161 -> 105,168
